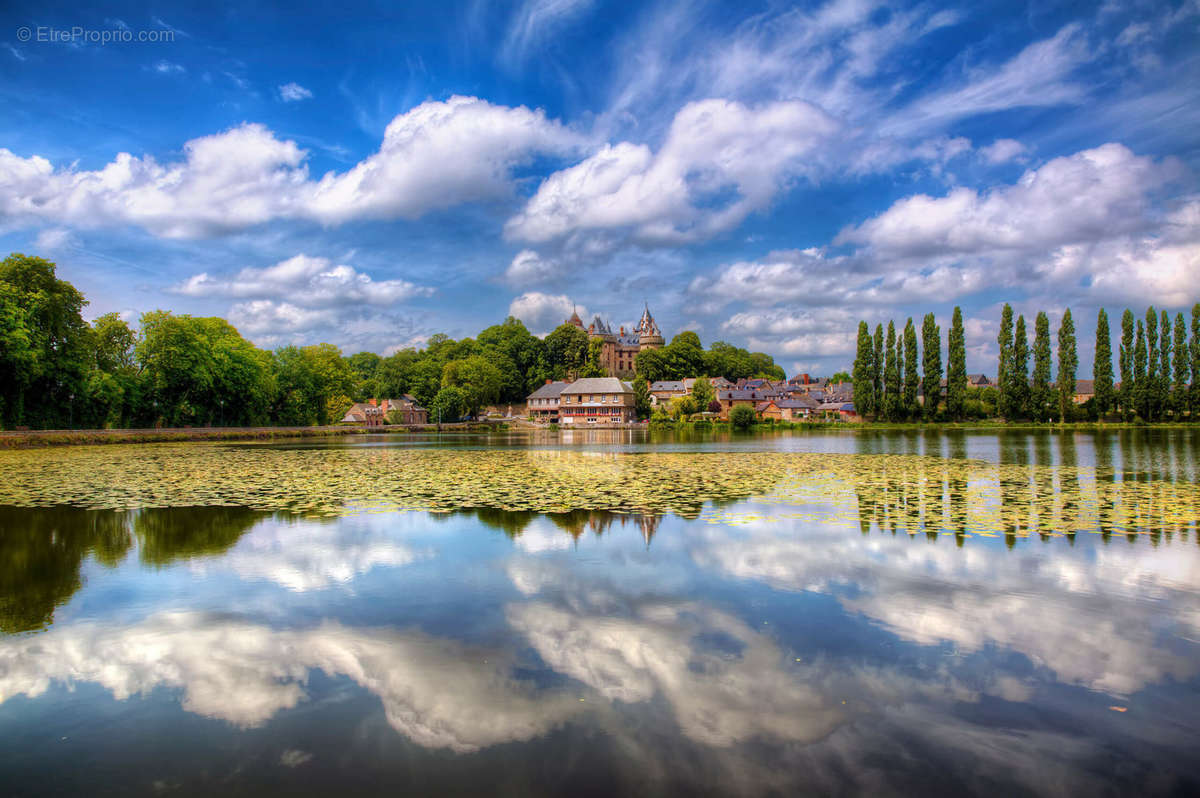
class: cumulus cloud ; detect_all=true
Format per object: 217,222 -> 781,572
504,98 -> 839,249
174,254 -> 433,307
687,494 -> 1200,697
191,515 -> 428,592
980,138 -> 1028,164
508,599 -> 847,746
836,143 -> 1180,257
504,249 -> 561,286
278,82 -> 313,102
0,96 -> 582,238
508,291 -> 585,334
0,612 -> 582,752
226,300 -> 337,336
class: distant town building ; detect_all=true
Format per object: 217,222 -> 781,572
566,304 -> 664,377
1073,379 -> 1095,404
758,396 -> 819,421
341,397 -> 427,426
558,377 -> 636,424
526,380 -> 570,422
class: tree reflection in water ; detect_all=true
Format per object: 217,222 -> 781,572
0,506 -> 268,634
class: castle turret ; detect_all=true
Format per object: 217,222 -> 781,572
635,303 -> 664,349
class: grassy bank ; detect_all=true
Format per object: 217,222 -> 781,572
0,422 -> 504,449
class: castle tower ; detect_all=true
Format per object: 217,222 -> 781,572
635,303 -> 664,349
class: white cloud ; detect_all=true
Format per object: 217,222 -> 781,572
980,138 -> 1027,164
305,96 -> 583,225
174,254 -> 434,307
504,249 -> 561,285
226,301 -> 337,336
278,82 -> 313,102
508,291 -> 585,335
889,24 -> 1091,135
191,515 -> 428,592
0,612 -> 582,752
33,228 -> 76,251
508,599 -> 847,747
152,60 -> 185,75
505,99 -> 839,248
500,0 -> 595,66
0,96 -> 582,238
836,144 -> 1180,257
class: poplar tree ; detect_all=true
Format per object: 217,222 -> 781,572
1160,309 -> 1172,419
946,307 -> 967,420
1093,308 -> 1113,418
1008,315 -> 1029,419
921,312 -> 942,421
1030,312 -> 1052,422
1134,319 -> 1148,419
1145,307 -> 1159,420
997,304 -> 1013,415
883,321 -> 899,421
1173,313 -> 1187,418
852,321 -> 875,419
872,324 -> 884,411
903,318 -> 919,420
1119,309 -> 1134,420
1056,308 -> 1077,423
1191,304 -> 1200,418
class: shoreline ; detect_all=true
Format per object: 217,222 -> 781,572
2,419 -> 1197,448
0,422 -> 505,449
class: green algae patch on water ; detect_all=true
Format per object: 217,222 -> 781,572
0,444 -> 1195,539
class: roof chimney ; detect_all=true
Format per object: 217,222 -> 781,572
369,398 -> 377,406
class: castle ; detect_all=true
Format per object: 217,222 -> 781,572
566,304 -> 665,377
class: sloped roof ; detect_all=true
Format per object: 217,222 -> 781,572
649,380 -> 687,392
561,377 -> 632,395
527,380 -> 570,399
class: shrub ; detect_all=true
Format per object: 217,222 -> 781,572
730,405 -> 757,430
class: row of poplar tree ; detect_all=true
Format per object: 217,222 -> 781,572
852,303 -> 1200,423
851,309 -> 968,422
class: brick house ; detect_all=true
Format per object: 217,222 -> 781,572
341,397 -> 427,426
558,377 -> 636,424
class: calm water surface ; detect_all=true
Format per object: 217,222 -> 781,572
1,429 -> 1198,796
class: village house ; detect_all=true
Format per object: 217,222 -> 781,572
757,395 -> 819,421
817,401 -> 860,421
649,380 -> 688,406
526,380 -> 570,422
341,397 -> 428,427
558,377 -> 637,424
1073,379 -> 1095,404
716,388 -> 771,420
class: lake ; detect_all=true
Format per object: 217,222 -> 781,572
1,429 -> 1198,796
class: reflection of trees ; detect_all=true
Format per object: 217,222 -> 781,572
847,432 -> 1200,546
0,505 -> 270,633
0,507 -> 132,634
134,506 -> 268,567
461,507 -> 664,547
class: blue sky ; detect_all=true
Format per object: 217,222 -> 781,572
1,0 -> 1197,376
